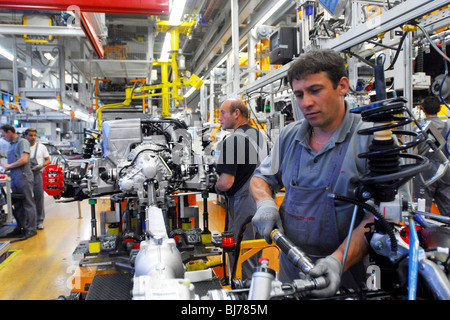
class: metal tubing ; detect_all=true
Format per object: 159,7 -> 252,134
342,205 -> 359,273
416,211 -> 450,224
231,0 -> 240,93
418,259 -> 450,300
0,0 -> 169,15
270,229 -> 315,274
408,215 -> 419,300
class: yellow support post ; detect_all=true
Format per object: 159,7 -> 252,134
170,28 -> 182,101
93,78 -> 110,112
234,239 -> 279,280
161,61 -> 171,118
94,19 -> 204,128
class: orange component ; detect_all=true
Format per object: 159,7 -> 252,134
71,266 -> 116,293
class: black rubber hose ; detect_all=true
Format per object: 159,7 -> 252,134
329,194 -> 398,255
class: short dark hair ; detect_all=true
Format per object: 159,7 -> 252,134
287,49 -> 347,89
229,99 -> 249,118
421,96 -> 442,115
0,124 -> 15,134
24,128 -> 37,136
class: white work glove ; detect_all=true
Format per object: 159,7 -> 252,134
252,198 -> 283,244
308,255 -> 342,298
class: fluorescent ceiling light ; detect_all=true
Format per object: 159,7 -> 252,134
256,0 -> 288,26
33,99 -> 71,110
159,0 -> 187,62
31,68 -> 43,78
160,34 -> 171,61
168,0 -> 187,25
74,110 -> 93,122
0,46 -> 13,61
184,86 -> 196,98
34,99 -> 59,110
43,52 -> 55,60
184,75 -> 204,98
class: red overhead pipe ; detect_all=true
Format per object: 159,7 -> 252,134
0,1 -> 169,58
80,12 -> 104,58
0,0 -> 169,15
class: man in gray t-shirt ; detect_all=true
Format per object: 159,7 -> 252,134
250,49 -> 375,298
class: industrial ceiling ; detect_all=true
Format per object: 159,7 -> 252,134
0,0 -> 296,119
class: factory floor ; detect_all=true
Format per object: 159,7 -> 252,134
0,194 -> 279,300
0,196 -> 92,300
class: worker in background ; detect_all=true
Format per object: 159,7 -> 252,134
0,124 -> 37,239
250,49 -> 375,297
0,99 -> 6,163
0,137 -> 9,159
24,128 -> 51,229
215,98 -> 269,280
414,95 -> 450,216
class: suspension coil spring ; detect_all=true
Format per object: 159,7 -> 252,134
350,97 -> 429,203
82,128 -> 101,159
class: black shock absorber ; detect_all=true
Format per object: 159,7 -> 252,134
351,97 -> 429,203
332,56 -> 430,259
82,128 -> 101,159
350,56 -> 430,204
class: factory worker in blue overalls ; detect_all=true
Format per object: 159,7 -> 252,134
0,124 -> 37,239
250,49 -> 375,298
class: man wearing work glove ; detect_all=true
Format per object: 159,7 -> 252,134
250,49 -> 375,298
308,255 -> 342,298
24,128 -> 50,230
252,198 -> 282,244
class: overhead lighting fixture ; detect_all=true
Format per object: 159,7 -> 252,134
160,34 -> 171,62
184,86 -> 196,98
34,99 -> 59,110
168,0 -> 187,24
159,0 -> 187,62
31,68 -> 43,78
0,46 -> 13,61
184,75 -> 204,98
43,52 -> 55,60
256,0 -> 288,26
74,110 -> 93,122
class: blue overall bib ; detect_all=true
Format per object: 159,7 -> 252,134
8,138 -> 36,233
278,123 -> 365,291
226,177 -> 257,279
31,143 -> 45,225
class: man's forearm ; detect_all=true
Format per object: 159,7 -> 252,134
250,176 -> 273,203
332,211 -> 373,272
4,153 -> 28,170
216,172 -> 234,192
43,157 -> 51,167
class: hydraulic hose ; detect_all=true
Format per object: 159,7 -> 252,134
328,194 -> 398,257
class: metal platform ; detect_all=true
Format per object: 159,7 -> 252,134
84,271 -> 222,300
